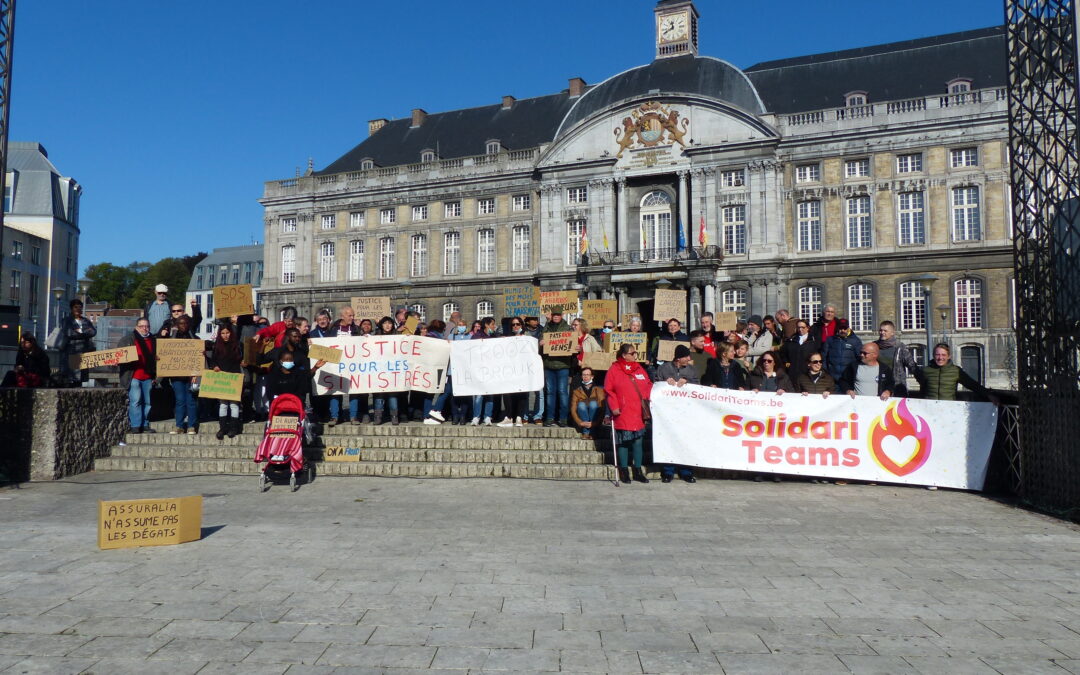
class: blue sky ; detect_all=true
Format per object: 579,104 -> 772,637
12,0 -> 1003,273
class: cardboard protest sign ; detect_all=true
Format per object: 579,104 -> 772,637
503,286 -> 540,317
156,339 -> 205,377
213,284 -> 255,318
540,290 -> 579,316
582,300 -> 617,327
657,340 -> 692,362
243,337 -> 274,367
542,331 -> 575,356
311,335 -> 450,395
621,314 -> 639,330
199,370 -> 243,402
654,289 -> 687,325
69,346 -> 137,371
98,496 -> 202,550
604,332 -> 648,362
308,343 -> 342,364
269,416 -> 298,434
324,446 -> 362,462
402,315 -> 420,335
714,311 -> 738,331
450,336 -> 544,396
581,352 -> 615,371
352,296 -> 392,321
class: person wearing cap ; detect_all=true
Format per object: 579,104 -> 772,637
539,309 -> 576,427
144,283 -> 172,335
823,318 -> 862,391
744,314 -> 773,358
653,344 -> 698,483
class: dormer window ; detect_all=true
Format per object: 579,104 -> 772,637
420,150 -> 436,163
360,158 -> 375,170
485,140 -> 501,155
845,91 -> 868,108
948,79 -> 972,94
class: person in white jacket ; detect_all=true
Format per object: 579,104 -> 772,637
744,315 -> 774,358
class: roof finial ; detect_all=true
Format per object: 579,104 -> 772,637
305,157 -> 314,176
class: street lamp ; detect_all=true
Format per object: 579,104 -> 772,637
51,286 -> 65,341
908,273 -> 939,364
936,303 -> 951,347
77,278 -> 91,304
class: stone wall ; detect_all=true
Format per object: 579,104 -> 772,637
0,387 -> 128,483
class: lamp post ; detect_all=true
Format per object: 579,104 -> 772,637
908,273 -> 939,365
936,303 -> 950,347
77,278 -> 90,305
51,286 -> 64,342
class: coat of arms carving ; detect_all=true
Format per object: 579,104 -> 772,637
614,101 -> 690,158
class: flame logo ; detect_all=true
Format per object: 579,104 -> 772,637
868,399 -> 933,476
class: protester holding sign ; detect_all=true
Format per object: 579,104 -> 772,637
653,345 -> 698,483
605,343 -> 652,484
468,317 -> 500,425
59,298 -> 97,385
118,318 -> 156,434
163,315 -> 201,435
651,318 -> 689,365
372,316 -> 402,425
1,335 -> 50,387
540,310 -> 576,427
495,319 -> 531,427
571,318 -> 602,371
207,323 -> 245,439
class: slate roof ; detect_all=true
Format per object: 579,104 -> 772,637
188,245 -> 264,292
7,142 -> 71,220
744,26 -> 1007,114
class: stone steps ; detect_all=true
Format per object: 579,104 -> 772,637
145,420 -> 584,439
125,433 -> 595,452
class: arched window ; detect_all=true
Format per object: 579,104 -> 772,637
797,286 -> 822,323
476,300 -> 494,320
360,158 -> 375,170
640,190 -> 673,259
899,281 -> 927,331
721,288 -> 747,317
847,283 -> 874,333
954,278 -> 983,329
420,150 -> 436,163
845,90 -> 868,107
442,302 -> 460,323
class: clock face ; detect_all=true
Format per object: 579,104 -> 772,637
659,12 -> 688,43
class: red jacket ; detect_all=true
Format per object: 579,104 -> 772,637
604,357 -> 653,432
257,321 -> 289,347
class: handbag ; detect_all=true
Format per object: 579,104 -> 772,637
629,372 -> 652,422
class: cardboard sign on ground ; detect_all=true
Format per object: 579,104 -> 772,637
543,331 -> 575,356
657,340 -> 692,362
540,290 -> 579,316
581,352 -> 615,371
654,289 -> 687,325
156,339 -> 205,378
98,496 -> 202,550
503,286 -> 541,317
603,332 -> 648,362
581,300 -> 617,327
69,346 -> 137,371
213,284 -> 255,318
199,370 -> 243,402
714,311 -> 738,331
352,296 -> 392,321
308,343 -> 342,364
323,446 -> 362,462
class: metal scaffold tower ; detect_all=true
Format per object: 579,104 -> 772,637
0,0 -> 14,284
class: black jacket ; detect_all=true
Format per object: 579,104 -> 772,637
267,367 -> 308,399
838,361 -> 895,396
781,334 -> 820,377
701,359 -> 747,390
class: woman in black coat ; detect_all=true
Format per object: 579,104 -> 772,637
4,335 -> 51,387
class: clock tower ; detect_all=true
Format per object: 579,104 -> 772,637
655,0 -> 699,59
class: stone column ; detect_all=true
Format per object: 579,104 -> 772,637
689,285 -> 702,330
616,178 -> 629,253
704,283 -> 716,315
678,171 -> 690,248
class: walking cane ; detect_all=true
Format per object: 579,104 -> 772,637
609,415 -> 620,487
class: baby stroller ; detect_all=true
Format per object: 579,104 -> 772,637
254,393 -> 313,491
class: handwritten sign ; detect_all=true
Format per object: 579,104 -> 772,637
714,311 -> 738,332
311,335 -> 450,395
503,286 -> 540,317
98,496 -> 202,550
156,339 -> 205,377
654,289 -> 687,325
308,343 -> 342,364
199,370 -> 243,402
69,346 -> 137,371
450,336 -> 544,396
324,446 -> 362,462
582,300 -> 617,327
540,290 -> 579,316
657,340 -> 692,362
543,331 -> 575,356
244,337 -> 273,368
581,352 -> 615,371
604,332 -> 648,362
213,284 -> 255,318
620,314 -> 639,330
352,296 -> 392,321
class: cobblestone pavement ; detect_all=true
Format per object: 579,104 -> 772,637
3,473 -> 1080,674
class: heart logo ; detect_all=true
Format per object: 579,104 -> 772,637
868,400 -> 932,476
879,435 -> 919,468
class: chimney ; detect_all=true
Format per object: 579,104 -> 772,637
502,95 -> 516,110
568,77 -> 586,98
411,108 -> 427,128
368,118 -> 388,136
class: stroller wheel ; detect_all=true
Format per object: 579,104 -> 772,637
259,472 -> 269,492
290,472 -> 298,492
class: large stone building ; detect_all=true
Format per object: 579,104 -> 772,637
259,0 -> 1014,387
4,142 -> 82,342
185,244 -> 264,339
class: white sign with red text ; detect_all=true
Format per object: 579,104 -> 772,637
650,384 -> 997,490
310,335 -> 449,395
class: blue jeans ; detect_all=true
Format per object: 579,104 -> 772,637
661,464 -> 694,479
373,393 -> 398,412
430,377 -> 453,416
528,388 -> 545,421
128,378 -> 152,429
330,394 -> 363,421
472,395 -> 494,420
576,400 -> 600,436
171,380 -> 198,429
544,369 -> 570,423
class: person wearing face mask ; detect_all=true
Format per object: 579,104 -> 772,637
118,318 -> 157,434
446,317 -> 474,425
496,318 -> 531,427
266,352 -> 307,399
569,367 -> 606,439
371,316 -> 402,425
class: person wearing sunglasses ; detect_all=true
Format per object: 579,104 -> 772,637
748,352 -> 793,395
796,352 -> 834,396
839,342 -> 893,400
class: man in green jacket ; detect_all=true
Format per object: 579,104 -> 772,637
540,310 -> 576,426
920,343 -> 997,403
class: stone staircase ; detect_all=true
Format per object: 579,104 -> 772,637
94,420 -> 616,480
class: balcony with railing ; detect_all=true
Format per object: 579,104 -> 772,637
582,245 -> 723,267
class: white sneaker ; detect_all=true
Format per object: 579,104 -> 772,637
428,410 -> 445,422
514,417 -> 524,427
423,417 -> 441,425
470,417 -> 480,426
496,418 -> 514,427
482,417 -> 493,426
187,428 -> 197,435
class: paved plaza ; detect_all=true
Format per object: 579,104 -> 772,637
3,473 -> 1080,674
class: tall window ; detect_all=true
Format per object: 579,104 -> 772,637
444,201 -> 461,218
900,281 -> 927,331
408,304 -> 427,322
512,225 -> 530,271
9,270 -> 20,303
281,217 -> 297,233
721,169 -> 745,187
30,246 -> 40,265
567,186 -> 588,203
950,147 -> 979,168
349,211 -> 364,228
67,233 -> 74,275
566,219 -> 586,266
28,275 -> 38,309
410,234 -> 428,277
412,204 -> 428,221
961,345 -> 984,383
280,245 -> 296,284
379,237 -> 395,279
231,264 -> 240,285
845,158 -> 870,178
477,198 -> 495,215
319,241 -> 336,282
348,240 -> 364,280
847,283 -> 874,332
795,164 -> 820,182
640,191 -> 673,259
797,201 -> 822,251
897,153 -> 923,173
846,196 -> 872,248
898,192 -> 926,245
321,214 -> 336,230
955,278 -> 983,329
443,232 -> 461,275
722,205 -> 747,255
720,289 -> 747,316
952,186 -> 981,241
10,241 -> 21,260
797,286 -> 822,323
477,229 -> 495,273
513,194 -> 531,211
219,265 -> 228,286
442,302 -> 460,322
476,300 -> 494,319
256,262 -> 263,286
244,262 -> 253,284
196,268 -> 204,289
380,208 -> 396,225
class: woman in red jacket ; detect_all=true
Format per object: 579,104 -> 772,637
604,343 -> 652,484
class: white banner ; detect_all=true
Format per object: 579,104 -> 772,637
651,384 -> 998,490
450,336 -> 544,396
311,335 -> 449,395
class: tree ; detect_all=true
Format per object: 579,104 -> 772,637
124,258 -> 196,310
84,261 -> 149,307
180,251 -> 208,274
